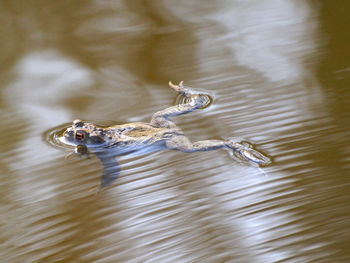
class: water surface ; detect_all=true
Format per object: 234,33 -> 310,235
1,1 -> 350,262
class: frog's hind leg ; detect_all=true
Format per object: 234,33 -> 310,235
166,136 -> 271,166
167,136 -> 229,153
150,81 -> 208,128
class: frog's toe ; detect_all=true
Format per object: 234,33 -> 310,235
239,148 -> 271,166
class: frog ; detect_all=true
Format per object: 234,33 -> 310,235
62,81 -> 271,189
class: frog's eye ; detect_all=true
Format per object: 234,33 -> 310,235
75,131 -> 86,141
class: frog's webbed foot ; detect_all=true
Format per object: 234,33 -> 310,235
169,81 -> 212,108
95,151 -> 120,189
230,141 -> 271,167
169,81 -> 194,98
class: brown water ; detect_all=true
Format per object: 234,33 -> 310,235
1,1 -> 350,262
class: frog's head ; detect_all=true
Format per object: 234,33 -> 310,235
64,119 -> 106,147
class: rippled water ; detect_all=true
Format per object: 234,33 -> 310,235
1,1 -> 350,262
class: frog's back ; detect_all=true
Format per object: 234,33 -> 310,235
110,122 -> 183,144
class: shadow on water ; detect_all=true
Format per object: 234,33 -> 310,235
1,0 -> 350,262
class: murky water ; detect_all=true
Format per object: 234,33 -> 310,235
1,1 -> 350,262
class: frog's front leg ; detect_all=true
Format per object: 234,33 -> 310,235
75,144 -> 90,158
67,146 -> 120,189
65,144 -> 90,160
95,151 -> 120,189
151,81 -> 210,128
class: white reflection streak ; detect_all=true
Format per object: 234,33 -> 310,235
206,1 -> 318,261
173,0 -> 320,261
211,0 -> 316,83
5,50 -> 94,201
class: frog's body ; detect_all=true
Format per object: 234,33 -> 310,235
63,81 -> 271,188
66,122 -> 184,156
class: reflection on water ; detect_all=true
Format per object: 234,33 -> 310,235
1,0 -> 350,262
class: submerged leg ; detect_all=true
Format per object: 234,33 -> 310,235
166,137 -> 271,166
151,81 -> 210,128
95,151 -> 121,189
